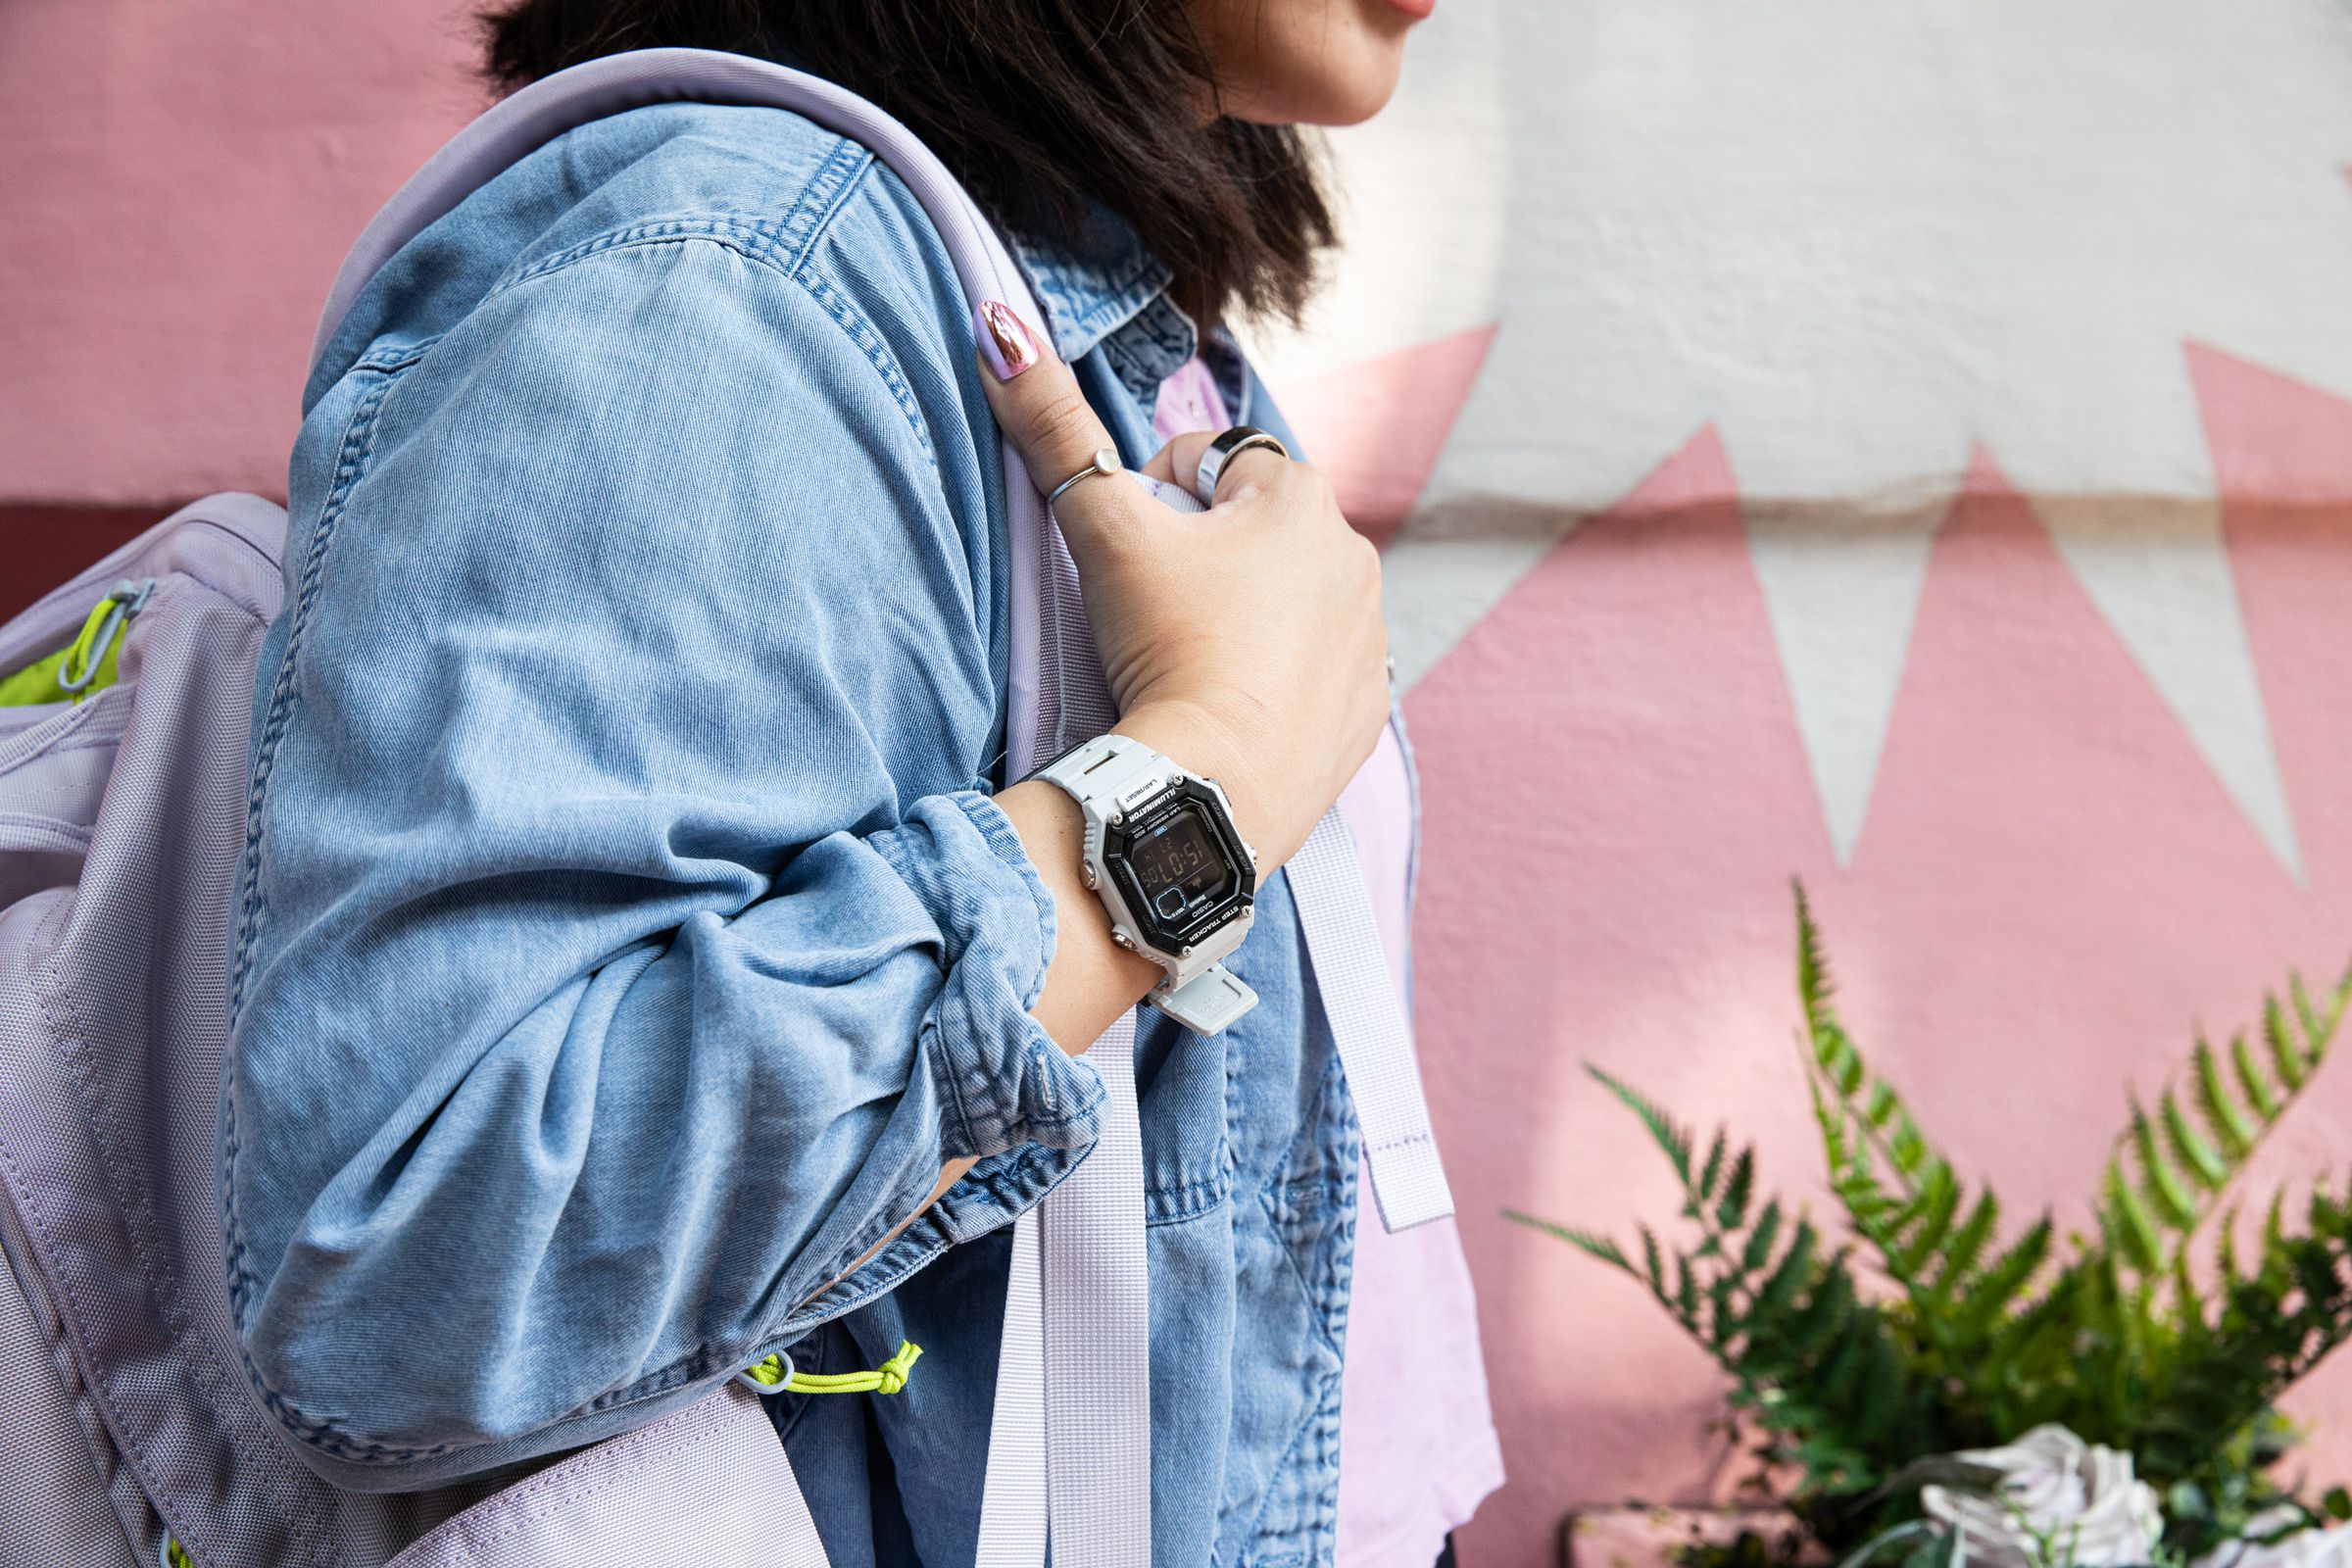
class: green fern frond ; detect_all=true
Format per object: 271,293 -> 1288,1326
1742,1200 -> 1786,1273
2266,996 -> 2310,1092
1894,1165 -> 1963,1277
1951,1214 -> 2051,1343
2233,1030 -> 2284,1121
1501,1210 -> 1633,1272
2104,1156 -> 2165,1273
1927,1192 -> 2000,1302
2161,1087 -> 2230,1191
1719,1148 -> 1757,1229
1528,903 -> 2352,1554
1756,1218 -> 1818,1318
1789,1256 -> 1859,1356
2098,970 -> 2352,1287
1640,1222 -> 1668,1296
2192,1035 -> 2256,1159
2130,1097 -> 2201,1228
1794,879 -> 1834,1031
1588,1063 -> 1693,1187
1853,1333 -> 1901,1440
2218,1200 -> 2245,1288
1887,1119 -> 1934,1184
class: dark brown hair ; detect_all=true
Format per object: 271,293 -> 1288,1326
477,0 -> 1336,325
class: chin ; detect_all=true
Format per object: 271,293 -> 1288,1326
1208,0 -> 1416,127
1238,44 -> 1409,127
1299,62 -> 1406,126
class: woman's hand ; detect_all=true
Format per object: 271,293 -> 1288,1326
975,302 -> 1389,873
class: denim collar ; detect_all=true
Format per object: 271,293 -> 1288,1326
1005,205 -> 1199,402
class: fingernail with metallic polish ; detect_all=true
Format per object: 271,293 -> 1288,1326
975,301 -> 1040,380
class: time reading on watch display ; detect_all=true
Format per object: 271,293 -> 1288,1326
1129,807 -> 1229,912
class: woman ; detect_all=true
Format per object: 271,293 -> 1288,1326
224,0 -> 1499,1562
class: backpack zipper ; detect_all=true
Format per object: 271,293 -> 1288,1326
54,578 -> 155,699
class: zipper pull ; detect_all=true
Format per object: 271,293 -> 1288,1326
58,578 -> 154,699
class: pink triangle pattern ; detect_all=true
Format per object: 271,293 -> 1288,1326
1263,323 -> 1498,546
2198,344 -> 2352,918
1405,420 -> 2352,1568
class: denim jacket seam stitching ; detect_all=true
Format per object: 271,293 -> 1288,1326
774,147 -> 929,450
493,215 -> 785,298
924,1013 -> 988,1156
952,793 -> 1060,998
939,1030 -> 1103,1151
1234,1359 -> 1347,1559
1255,1184 -> 1350,1366
1145,1170 -> 1229,1226
479,220 -> 934,454
772,142 -> 872,274
222,366 -> 402,1357
789,269 -> 931,456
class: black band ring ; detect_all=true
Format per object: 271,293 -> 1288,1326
1191,426 -> 1292,507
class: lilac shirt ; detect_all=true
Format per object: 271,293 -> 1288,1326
1154,358 -> 1505,1564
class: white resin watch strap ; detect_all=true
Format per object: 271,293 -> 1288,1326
1033,732 -> 1162,814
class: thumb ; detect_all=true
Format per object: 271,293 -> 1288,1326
1139,428 -> 1221,491
971,301 -> 1132,536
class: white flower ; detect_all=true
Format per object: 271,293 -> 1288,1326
2192,1510 -> 2352,1568
1920,1425 -> 2164,1568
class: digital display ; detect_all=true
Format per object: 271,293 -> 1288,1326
1128,807 -> 1231,917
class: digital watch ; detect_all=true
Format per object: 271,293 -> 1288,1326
1032,733 -> 1260,1035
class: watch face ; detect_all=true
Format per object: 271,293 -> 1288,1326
1103,780 -> 1252,954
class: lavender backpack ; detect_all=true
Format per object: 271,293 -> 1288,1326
0,49 -> 1448,1568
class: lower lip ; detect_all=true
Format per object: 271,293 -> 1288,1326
1385,0 -> 1435,17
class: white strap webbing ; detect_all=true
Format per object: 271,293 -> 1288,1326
973,1017 -> 1150,1568
1038,1014 -> 1152,1566
1289,812 -> 1457,1232
974,1208 -> 1046,1568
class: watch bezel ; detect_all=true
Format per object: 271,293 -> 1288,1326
1101,777 -> 1254,956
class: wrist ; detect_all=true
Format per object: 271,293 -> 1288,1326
1112,698 -> 1277,873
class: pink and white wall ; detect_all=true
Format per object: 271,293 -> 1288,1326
10,3 -> 2352,1564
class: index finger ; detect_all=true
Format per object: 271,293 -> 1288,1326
971,301 -> 1143,540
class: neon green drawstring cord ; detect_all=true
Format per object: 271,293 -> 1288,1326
741,1339 -> 922,1396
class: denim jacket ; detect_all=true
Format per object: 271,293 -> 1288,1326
226,98 -> 1365,1565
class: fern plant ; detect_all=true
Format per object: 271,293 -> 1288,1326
1512,887 -> 2352,1565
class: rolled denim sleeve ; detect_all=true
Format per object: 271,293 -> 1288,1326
224,230 -> 1100,1478
882,793 -> 1099,1154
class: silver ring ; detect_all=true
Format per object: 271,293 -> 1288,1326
1047,447 -> 1123,510
1192,426 -> 1291,506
